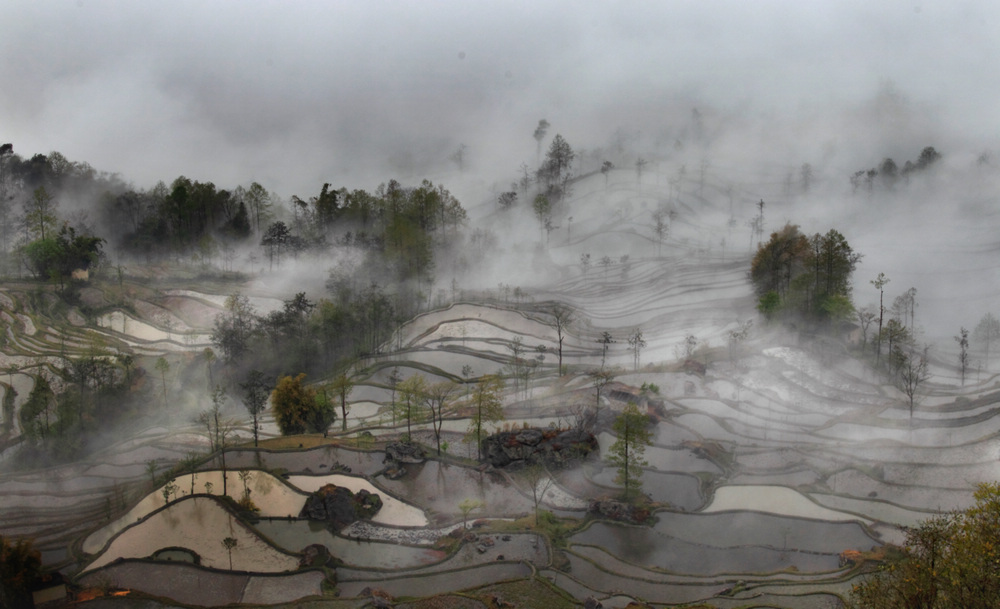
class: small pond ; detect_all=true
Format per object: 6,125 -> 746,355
151,548 -> 199,564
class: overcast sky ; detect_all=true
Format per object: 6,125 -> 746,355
2,1 -> 998,196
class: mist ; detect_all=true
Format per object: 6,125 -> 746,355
3,2 -> 998,195
4,3 -> 1000,607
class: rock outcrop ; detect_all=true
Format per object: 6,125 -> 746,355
384,441 -> 426,464
299,484 -> 383,530
588,498 -> 651,524
481,428 -> 598,469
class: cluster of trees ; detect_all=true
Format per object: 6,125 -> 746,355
22,223 -> 103,284
1,145 -> 468,296
497,124 -> 581,243
850,146 -> 941,193
0,534 -> 41,609
17,348 -> 142,463
270,373 -> 335,436
751,223 -> 861,325
955,312 -> 1000,386
848,482 -> 1000,609
853,276 -> 931,415
211,284 -> 411,381
0,146 -> 124,277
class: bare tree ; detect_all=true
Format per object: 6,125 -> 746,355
601,160 -> 614,188
523,463 -> 555,525
896,346 -> 930,420
635,157 -> 648,185
956,327 -> 970,386
627,327 -> 647,371
497,191 -> 517,211
239,369 -> 268,447
597,331 -> 615,369
652,210 -> 668,256
549,304 -> 575,376
871,273 -> 890,365
856,306 -> 876,353
426,380 -> 458,455
588,367 -> 617,426
533,119 -> 550,161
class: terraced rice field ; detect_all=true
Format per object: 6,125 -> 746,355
2,169 -> 999,607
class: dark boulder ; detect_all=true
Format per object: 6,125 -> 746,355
299,483 -> 383,530
298,543 -> 330,568
481,427 -> 598,469
588,498 -> 651,524
384,441 -> 426,464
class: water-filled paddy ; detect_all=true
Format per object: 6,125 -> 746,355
572,511 -> 879,575
377,461 -> 535,518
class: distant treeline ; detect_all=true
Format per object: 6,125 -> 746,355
0,144 -> 467,287
850,146 -> 941,193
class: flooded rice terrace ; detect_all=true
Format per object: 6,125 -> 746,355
3,167 -> 1000,609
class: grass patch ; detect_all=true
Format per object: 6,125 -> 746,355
488,511 -> 581,548
475,576 -> 579,609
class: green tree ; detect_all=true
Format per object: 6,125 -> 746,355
20,374 -> 54,441
396,374 -> 427,440
847,482 -> 1000,609
0,535 -> 41,609
466,374 -> 505,461
608,402 -> 652,501
239,369 -> 269,447
458,498 -> 484,529
211,292 -> 259,364
22,186 -> 58,241
22,224 -> 104,281
532,194 -> 551,241
544,134 -> 575,184
330,372 -> 354,432
271,373 -> 334,436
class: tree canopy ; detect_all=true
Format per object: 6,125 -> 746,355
848,482 -> 1000,609
750,223 -> 860,324
608,401 -> 652,500
271,373 -> 334,436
